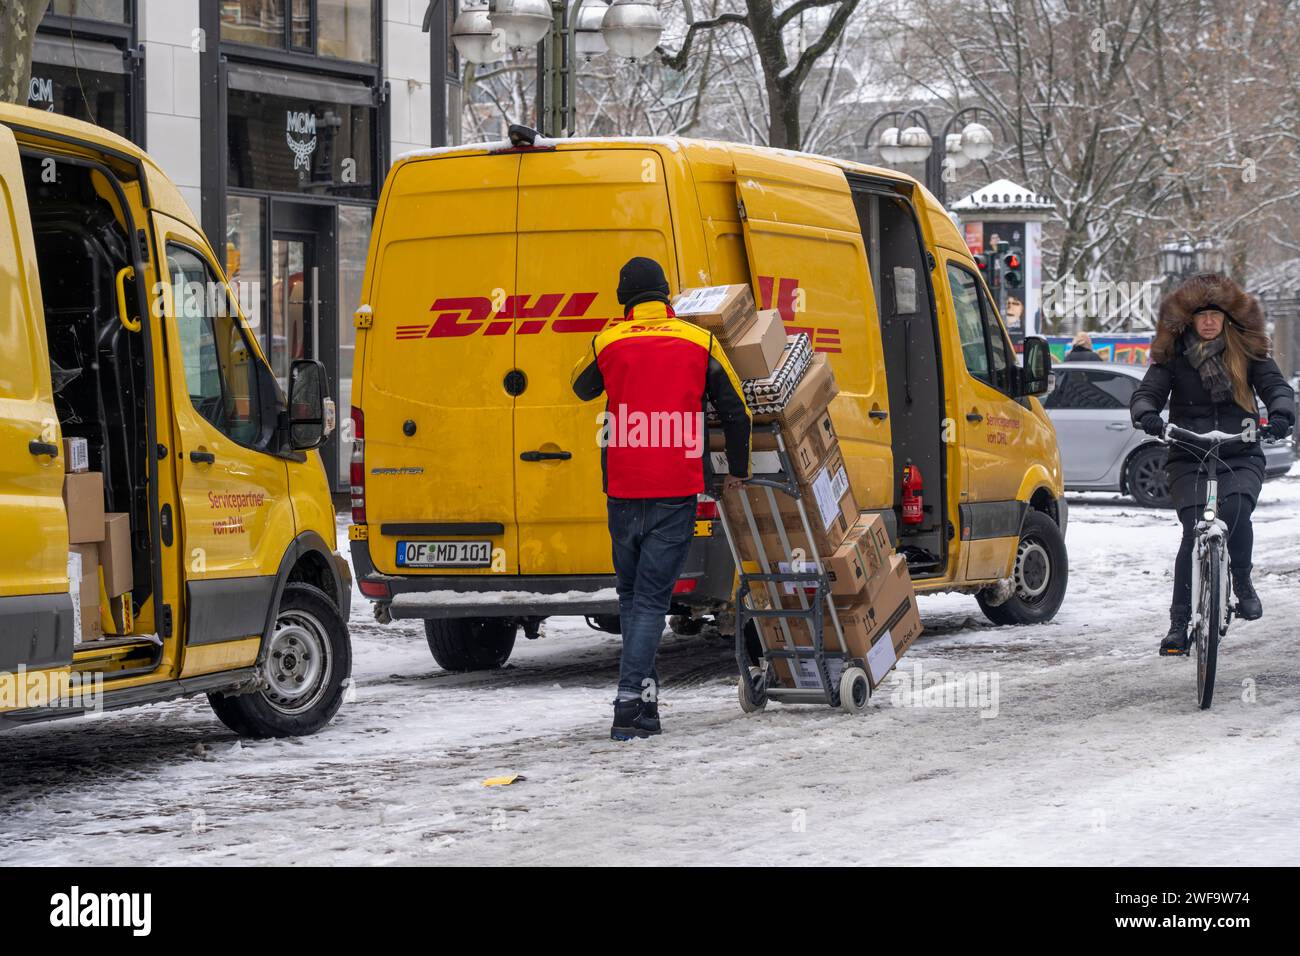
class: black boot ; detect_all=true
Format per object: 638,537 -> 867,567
1160,607 -> 1192,656
1231,567 -> 1262,620
610,699 -> 661,740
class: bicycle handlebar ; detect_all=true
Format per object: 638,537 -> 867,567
1162,424 -> 1252,445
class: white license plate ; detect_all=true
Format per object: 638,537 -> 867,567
396,540 -> 492,568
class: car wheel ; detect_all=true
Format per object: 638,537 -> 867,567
976,511 -> 1069,626
1126,444 -> 1172,508
424,617 -> 517,671
208,582 -> 352,739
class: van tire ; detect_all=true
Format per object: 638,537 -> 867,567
976,511 -> 1068,626
207,583 -> 351,738
424,618 -> 517,671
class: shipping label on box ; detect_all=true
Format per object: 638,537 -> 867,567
810,457 -> 852,532
866,626 -> 898,684
63,437 -> 89,473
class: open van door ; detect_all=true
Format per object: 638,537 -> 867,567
512,147 -> 679,575
730,152 -> 894,509
0,125 -> 76,681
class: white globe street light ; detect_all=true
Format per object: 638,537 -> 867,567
574,0 -> 610,60
451,3 -> 500,64
897,125 -> 933,163
945,132 -> 971,168
488,0 -> 555,50
602,0 -> 665,59
876,127 -> 903,164
960,121 -> 994,160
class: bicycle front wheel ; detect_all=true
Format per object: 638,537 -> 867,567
1196,538 -> 1224,710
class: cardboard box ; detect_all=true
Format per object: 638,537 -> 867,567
101,512 -> 133,597
63,437 -> 89,473
764,554 -> 922,690
725,309 -> 787,381
726,470 -> 857,575
826,512 -> 893,598
69,543 -> 103,641
63,472 -> 105,544
672,284 -> 756,340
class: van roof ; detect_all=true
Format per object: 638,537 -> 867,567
395,134 -> 928,193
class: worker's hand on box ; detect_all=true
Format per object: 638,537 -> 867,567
722,474 -> 746,495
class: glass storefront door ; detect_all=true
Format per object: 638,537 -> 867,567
270,233 -> 317,391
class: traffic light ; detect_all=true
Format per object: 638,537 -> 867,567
974,252 -> 990,275
1002,246 -> 1024,290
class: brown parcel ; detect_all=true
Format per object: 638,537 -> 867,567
725,309 -> 787,381
765,554 -> 922,690
754,352 -> 837,432
63,471 -> 105,544
724,445 -> 859,582
63,437 -> 89,473
69,542 -> 104,640
825,512 -> 893,599
671,284 -> 756,341
101,512 -> 134,597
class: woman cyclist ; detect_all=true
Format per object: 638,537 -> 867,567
1130,273 -> 1294,655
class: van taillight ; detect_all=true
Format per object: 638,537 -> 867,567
695,497 -> 719,520
350,406 -> 366,524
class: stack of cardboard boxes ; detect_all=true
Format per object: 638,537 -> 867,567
62,437 -> 134,641
674,284 -> 923,694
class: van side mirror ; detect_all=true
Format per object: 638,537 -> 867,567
1017,336 -> 1052,397
287,359 -> 332,450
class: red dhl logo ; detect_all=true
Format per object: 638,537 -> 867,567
394,277 -> 841,353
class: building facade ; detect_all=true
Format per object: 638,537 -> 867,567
28,0 -> 458,494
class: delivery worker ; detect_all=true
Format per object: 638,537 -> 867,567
571,257 -> 752,740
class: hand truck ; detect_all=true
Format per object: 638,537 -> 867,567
707,423 -> 872,714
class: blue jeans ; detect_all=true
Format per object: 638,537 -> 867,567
606,495 -> 696,700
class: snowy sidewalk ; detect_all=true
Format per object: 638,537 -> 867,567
2,468 -> 1298,865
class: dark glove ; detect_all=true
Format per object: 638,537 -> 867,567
1136,412 -> 1165,436
1263,415 -> 1294,441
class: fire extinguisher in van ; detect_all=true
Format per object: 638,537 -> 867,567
901,462 -> 924,525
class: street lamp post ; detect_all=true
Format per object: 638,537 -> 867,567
1160,234 -> 1225,284
449,0 -> 664,138
864,106 -> 1003,206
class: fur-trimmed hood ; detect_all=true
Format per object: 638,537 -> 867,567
1151,272 -> 1269,363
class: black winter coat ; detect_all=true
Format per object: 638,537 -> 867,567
1130,351 -> 1294,510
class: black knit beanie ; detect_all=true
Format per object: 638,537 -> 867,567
616,257 -> 671,309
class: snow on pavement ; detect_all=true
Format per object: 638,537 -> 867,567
2,467 -> 1298,865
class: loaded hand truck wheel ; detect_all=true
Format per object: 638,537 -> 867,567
838,666 -> 870,715
738,666 -> 768,713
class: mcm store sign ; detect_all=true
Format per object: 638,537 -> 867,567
286,109 -> 318,171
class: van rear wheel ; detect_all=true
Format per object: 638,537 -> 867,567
976,511 -> 1069,626
424,617 -> 517,671
208,583 -> 351,738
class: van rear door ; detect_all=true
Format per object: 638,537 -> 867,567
512,147 -> 678,575
364,155 -> 521,575
0,124 -> 75,685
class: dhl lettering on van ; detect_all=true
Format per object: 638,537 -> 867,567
393,278 -> 842,353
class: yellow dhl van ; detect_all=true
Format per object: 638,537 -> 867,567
348,133 -> 1067,671
0,104 -> 351,737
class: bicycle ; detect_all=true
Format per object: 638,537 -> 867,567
1160,423 -> 1252,709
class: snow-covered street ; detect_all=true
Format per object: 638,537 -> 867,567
3,469 -> 1298,866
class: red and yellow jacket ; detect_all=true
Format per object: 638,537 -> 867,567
570,300 -> 752,499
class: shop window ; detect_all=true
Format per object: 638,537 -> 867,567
226,71 -> 376,198
48,0 -> 129,21
221,0 -> 286,48
318,0 -> 374,62
29,35 -> 130,138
